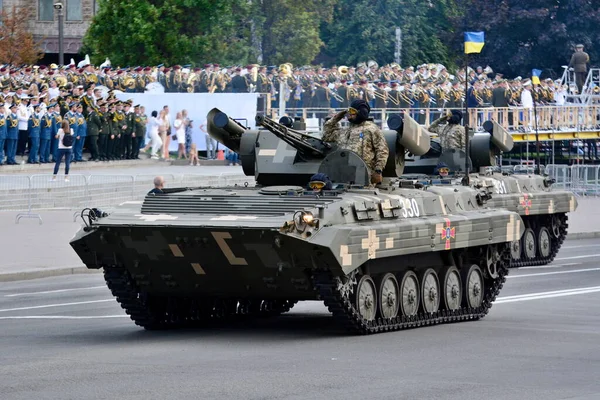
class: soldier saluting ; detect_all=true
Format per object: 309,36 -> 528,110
322,99 -> 389,185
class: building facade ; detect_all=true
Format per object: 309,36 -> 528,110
2,0 -> 97,56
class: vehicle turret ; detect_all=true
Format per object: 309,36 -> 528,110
207,108 -> 431,187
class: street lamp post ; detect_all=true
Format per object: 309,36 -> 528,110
54,2 -> 64,65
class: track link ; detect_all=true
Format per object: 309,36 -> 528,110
511,213 -> 568,268
103,266 -> 297,330
312,244 -> 511,335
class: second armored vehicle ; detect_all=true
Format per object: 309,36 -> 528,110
400,119 -> 577,267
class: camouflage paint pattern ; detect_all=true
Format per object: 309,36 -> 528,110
323,113 -> 389,172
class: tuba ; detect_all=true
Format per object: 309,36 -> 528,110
279,63 -> 293,77
124,76 -> 136,90
187,72 -> 198,93
338,65 -> 349,75
55,76 -> 67,87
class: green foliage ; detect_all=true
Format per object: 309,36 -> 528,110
83,0 -> 600,75
446,0 -> 600,77
319,0 -> 454,67
255,0 -> 335,66
83,0 -> 253,67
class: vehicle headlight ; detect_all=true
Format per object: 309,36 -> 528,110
292,211 -> 318,233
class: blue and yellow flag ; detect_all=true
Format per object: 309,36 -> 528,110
532,69 -> 542,85
464,32 -> 485,54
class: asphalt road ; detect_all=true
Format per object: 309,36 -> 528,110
1,238 -> 600,400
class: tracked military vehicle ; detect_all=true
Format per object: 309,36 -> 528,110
399,120 -> 577,267
70,109 -> 524,334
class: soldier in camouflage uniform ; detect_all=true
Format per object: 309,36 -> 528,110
322,99 -> 389,184
427,110 -> 466,151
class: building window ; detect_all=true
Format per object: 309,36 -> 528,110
39,0 -> 54,21
66,0 -> 82,21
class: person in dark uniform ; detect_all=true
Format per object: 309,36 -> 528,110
148,176 -> 165,194
492,79 -> 510,123
337,80 -> 350,109
86,102 -> 102,161
313,80 -> 330,123
230,68 -> 248,93
569,44 -> 590,94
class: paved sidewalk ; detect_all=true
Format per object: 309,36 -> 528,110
565,196 -> 600,239
1,193 -> 599,282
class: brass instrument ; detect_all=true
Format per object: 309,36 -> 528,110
279,63 -> 293,77
124,76 -> 136,90
474,89 -> 484,105
328,87 -> 344,102
386,89 -> 400,106
338,65 -> 348,75
55,76 -> 67,87
399,88 -> 415,106
208,71 -> 217,93
86,73 -> 98,84
372,88 -> 388,104
187,72 -> 199,93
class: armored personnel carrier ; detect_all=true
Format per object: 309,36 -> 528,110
399,120 -> 577,267
70,109 -> 524,334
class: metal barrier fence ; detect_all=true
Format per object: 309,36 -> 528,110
0,173 -> 254,224
545,164 -> 600,196
4,167 -> 595,224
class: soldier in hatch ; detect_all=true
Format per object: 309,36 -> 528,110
427,110 -> 466,151
322,99 -> 389,185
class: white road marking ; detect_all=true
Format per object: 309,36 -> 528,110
0,315 -> 127,320
515,263 -> 581,270
0,299 -> 113,313
561,244 -> 600,250
496,286 -> 600,304
507,267 -> 600,279
5,286 -> 107,298
554,255 -> 598,261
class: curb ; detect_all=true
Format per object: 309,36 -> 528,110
0,265 -> 101,283
568,231 -> 600,240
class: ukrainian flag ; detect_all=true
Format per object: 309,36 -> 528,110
532,69 -> 542,85
464,32 -> 485,54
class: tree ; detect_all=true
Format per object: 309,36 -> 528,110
0,6 -> 44,65
446,0 -> 600,78
252,0 -> 336,66
83,0 -> 254,66
319,0 -> 455,67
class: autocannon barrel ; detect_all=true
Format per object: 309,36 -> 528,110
206,108 -> 246,153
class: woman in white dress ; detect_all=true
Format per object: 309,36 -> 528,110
173,111 -> 186,159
